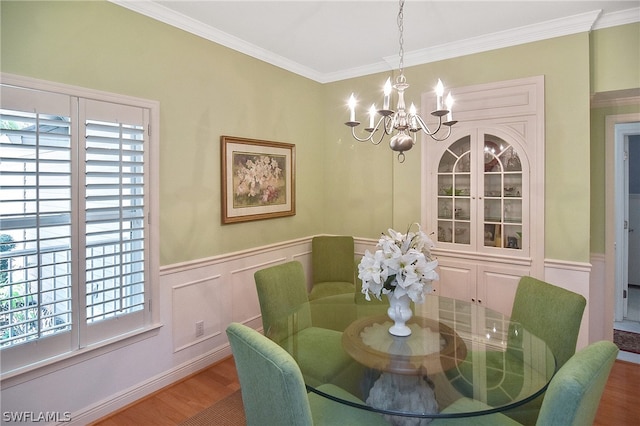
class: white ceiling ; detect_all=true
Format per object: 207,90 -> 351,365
112,1 -> 639,83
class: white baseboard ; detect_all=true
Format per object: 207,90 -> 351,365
69,345 -> 232,425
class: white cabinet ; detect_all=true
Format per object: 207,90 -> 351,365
433,257 -> 529,315
422,77 -> 545,311
429,128 -> 530,257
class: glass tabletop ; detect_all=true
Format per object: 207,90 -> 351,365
269,294 -> 556,421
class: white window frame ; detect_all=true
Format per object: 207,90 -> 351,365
0,73 -> 160,380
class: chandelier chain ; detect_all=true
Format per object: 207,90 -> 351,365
397,0 -> 405,78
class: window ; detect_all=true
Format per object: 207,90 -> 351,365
0,76 -> 159,375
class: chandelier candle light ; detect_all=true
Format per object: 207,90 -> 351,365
344,0 -> 457,163
358,224 -> 439,336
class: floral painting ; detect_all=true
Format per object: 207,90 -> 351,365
233,153 -> 286,207
221,136 -> 295,223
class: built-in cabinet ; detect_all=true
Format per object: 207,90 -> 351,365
422,76 -> 544,315
433,258 -> 531,317
434,130 -> 529,255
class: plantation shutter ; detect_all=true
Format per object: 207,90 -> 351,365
79,99 -> 149,346
1,82 -> 153,373
0,85 -> 76,369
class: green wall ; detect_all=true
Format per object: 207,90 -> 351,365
1,0 -> 326,265
590,102 -> 640,254
591,23 -> 640,93
2,1 -> 638,265
589,23 -> 640,254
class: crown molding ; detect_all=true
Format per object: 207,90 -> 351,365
592,6 -> 640,29
110,1 -> 639,84
109,0 -> 325,82
384,9 -> 603,70
591,88 -> 640,109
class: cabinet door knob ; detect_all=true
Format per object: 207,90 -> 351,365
471,298 -> 476,302
478,299 -> 482,304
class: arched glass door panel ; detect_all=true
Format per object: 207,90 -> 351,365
483,135 -> 522,250
438,137 -> 471,245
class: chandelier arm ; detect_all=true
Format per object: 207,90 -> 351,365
369,117 -> 389,145
414,114 -> 443,136
369,132 -> 386,145
385,114 -> 397,135
427,124 -> 454,142
371,115 -> 395,145
350,116 -> 389,144
349,126 -> 376,143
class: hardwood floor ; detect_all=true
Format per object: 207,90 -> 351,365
594,359 -> 640,426
92,357 -> 640,425
89,357 -> 240,426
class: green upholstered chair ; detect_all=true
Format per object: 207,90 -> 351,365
308,292 -> 358,332
254,261 -> 356,388
431,340 -> 618,426
226,322 -> 389,426
446,276 -> 586,424
510,276 -> 586,368
310,258 -> 392,332
309,236 -> 356,300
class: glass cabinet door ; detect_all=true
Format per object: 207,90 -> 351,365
482,135 -> 522,250
437,137 -> 471,245
434,132 -> 525,252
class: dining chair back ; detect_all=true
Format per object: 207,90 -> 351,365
445,276 -> 587,423
227,322 -> 314,425
535,340 -> 618,426
502,276 -> 587,424
432,340 -> 618,426
254,260 -> 313,343
253,261 -> 358,389
226,322 -> 389,426
510,276 -> 586,368
309,236 -> 356,300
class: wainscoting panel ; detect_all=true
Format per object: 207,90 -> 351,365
544,258 -> 593,349
172,274 -> 224,352
165,237 -> 313,353
230,258 -> 285,324
590,254 -> 610,342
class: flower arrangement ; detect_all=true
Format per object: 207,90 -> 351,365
358,223 -> 438,304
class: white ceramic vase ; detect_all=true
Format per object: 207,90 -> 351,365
387,293 -> 413,336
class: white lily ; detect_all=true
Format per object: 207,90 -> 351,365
357,223 -> 438,304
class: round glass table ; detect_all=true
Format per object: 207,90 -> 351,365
274,294 -> 556,424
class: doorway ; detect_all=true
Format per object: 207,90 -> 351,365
610,120 -> 640,362
626,136 -> 640,323
604,112 -> 640,359
613,124 -> 640,325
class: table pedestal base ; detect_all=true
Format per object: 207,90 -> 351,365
366,372 -> 438,425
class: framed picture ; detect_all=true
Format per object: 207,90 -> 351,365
221,136 -> 295,224
484,224 -> 497,246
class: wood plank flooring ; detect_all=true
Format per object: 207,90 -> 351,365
92,357 -> 640,425
594,359 -> 640,426
89,357 -> 240,426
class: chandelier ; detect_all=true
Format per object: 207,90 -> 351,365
344,0 -> 457,162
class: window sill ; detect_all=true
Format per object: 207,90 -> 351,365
1,323 -> 163,388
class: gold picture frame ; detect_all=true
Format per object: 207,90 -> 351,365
221,136 -> 296,224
